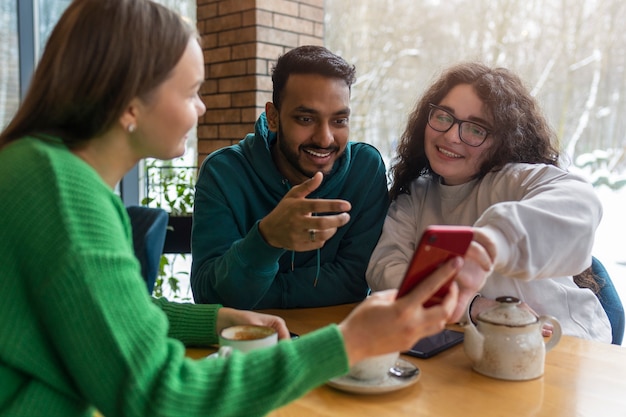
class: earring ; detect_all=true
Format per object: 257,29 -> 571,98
127,124 -> 136,133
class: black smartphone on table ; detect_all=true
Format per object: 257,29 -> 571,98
404,329 -> 464,358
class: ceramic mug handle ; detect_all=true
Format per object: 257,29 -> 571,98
539,315 -> 562,352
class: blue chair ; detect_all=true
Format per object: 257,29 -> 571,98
591,257 -> 624,345
126,206 -> 169,294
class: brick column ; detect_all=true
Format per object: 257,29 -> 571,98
195,0 -> 325,167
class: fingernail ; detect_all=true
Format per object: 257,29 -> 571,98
451,256 -> 463,268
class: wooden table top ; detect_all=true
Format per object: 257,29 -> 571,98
186,303 -> 626,417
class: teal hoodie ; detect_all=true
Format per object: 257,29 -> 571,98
191,113 -> 389,309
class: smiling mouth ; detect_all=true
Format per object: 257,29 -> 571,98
437,146 -> 463,159
304,148 -> 333,158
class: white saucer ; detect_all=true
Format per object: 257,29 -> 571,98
327,358 -> 420,394
205,352 -> 219,359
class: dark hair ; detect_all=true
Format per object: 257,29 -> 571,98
389,62 -> 560,200
0,0 -> 196,149
573,267 -> 601,294
271,45 -> 356,110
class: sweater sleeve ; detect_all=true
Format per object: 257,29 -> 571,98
35,244 -> 349,417
366,163 -> 603,290
0,139 -> 350,417
151,297 -> 221,346
473,164 -> 602,280
35,204 -> 348,417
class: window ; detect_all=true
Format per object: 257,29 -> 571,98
0,0 -> 72,130
142,0 -> 198,209
0,1 -> 19,129
38,0 -> 72,55
326,0 -> 626,180
326,1 -> 626,342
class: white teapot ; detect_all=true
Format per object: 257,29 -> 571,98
463,296 -> 562,381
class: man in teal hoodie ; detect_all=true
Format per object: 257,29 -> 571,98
191,45 -> 389,309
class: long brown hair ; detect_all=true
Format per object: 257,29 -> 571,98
0,0 -> 196,149
389,62 -> 560,200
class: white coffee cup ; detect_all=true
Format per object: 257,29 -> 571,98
218,325 -> 278,356
348,352 -> 400,382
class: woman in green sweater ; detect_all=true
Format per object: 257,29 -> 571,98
0,1 -> 483,416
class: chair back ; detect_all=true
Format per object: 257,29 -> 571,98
126,206 -> 169,294
163,215 -> 192,254
591,257 -> 625,345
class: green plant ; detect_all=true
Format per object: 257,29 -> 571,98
142,158 -> 196,215
152,253 -> 192,301
142,158 -> 197,301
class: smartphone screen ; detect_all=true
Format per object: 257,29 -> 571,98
396,225 -> 474,305
404,329 -> 464,359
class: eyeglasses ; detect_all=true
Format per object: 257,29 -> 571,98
427,103 -> 491,147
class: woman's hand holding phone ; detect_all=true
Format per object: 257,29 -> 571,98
448,231 -> 495,323
394,225 -> 495,323
396,226 -> 474,305
339,258 -> 461,366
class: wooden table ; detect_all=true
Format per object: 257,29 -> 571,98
186,303 -> 626,417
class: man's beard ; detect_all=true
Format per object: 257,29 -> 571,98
276,122 -> 339,180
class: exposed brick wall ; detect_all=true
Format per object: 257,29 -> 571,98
195,0 -> 324,167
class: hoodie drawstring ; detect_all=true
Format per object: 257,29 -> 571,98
292,244 -> 320,287
284,178 -> 321,287
311,212 -> 320,287
313,248 -> 320,287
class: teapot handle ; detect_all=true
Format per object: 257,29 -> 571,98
538,315 -> 562,352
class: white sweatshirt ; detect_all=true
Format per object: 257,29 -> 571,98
367,163 -> 611,342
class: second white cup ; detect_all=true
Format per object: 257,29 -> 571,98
218,325 -> 278,356
348,352 -> 400,382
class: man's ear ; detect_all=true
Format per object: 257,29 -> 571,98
265,102 -> 279,132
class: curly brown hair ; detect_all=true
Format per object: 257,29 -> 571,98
389,62 -> 560,200
573,267 -> 601,294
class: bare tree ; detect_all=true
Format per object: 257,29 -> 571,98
326,0 -> 626,184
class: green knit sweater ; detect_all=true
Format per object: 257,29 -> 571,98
0,136 -> 349,417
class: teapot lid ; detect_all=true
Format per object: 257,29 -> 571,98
477,296 -> 538,326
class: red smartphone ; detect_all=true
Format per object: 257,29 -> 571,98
396,225 -> 474,305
